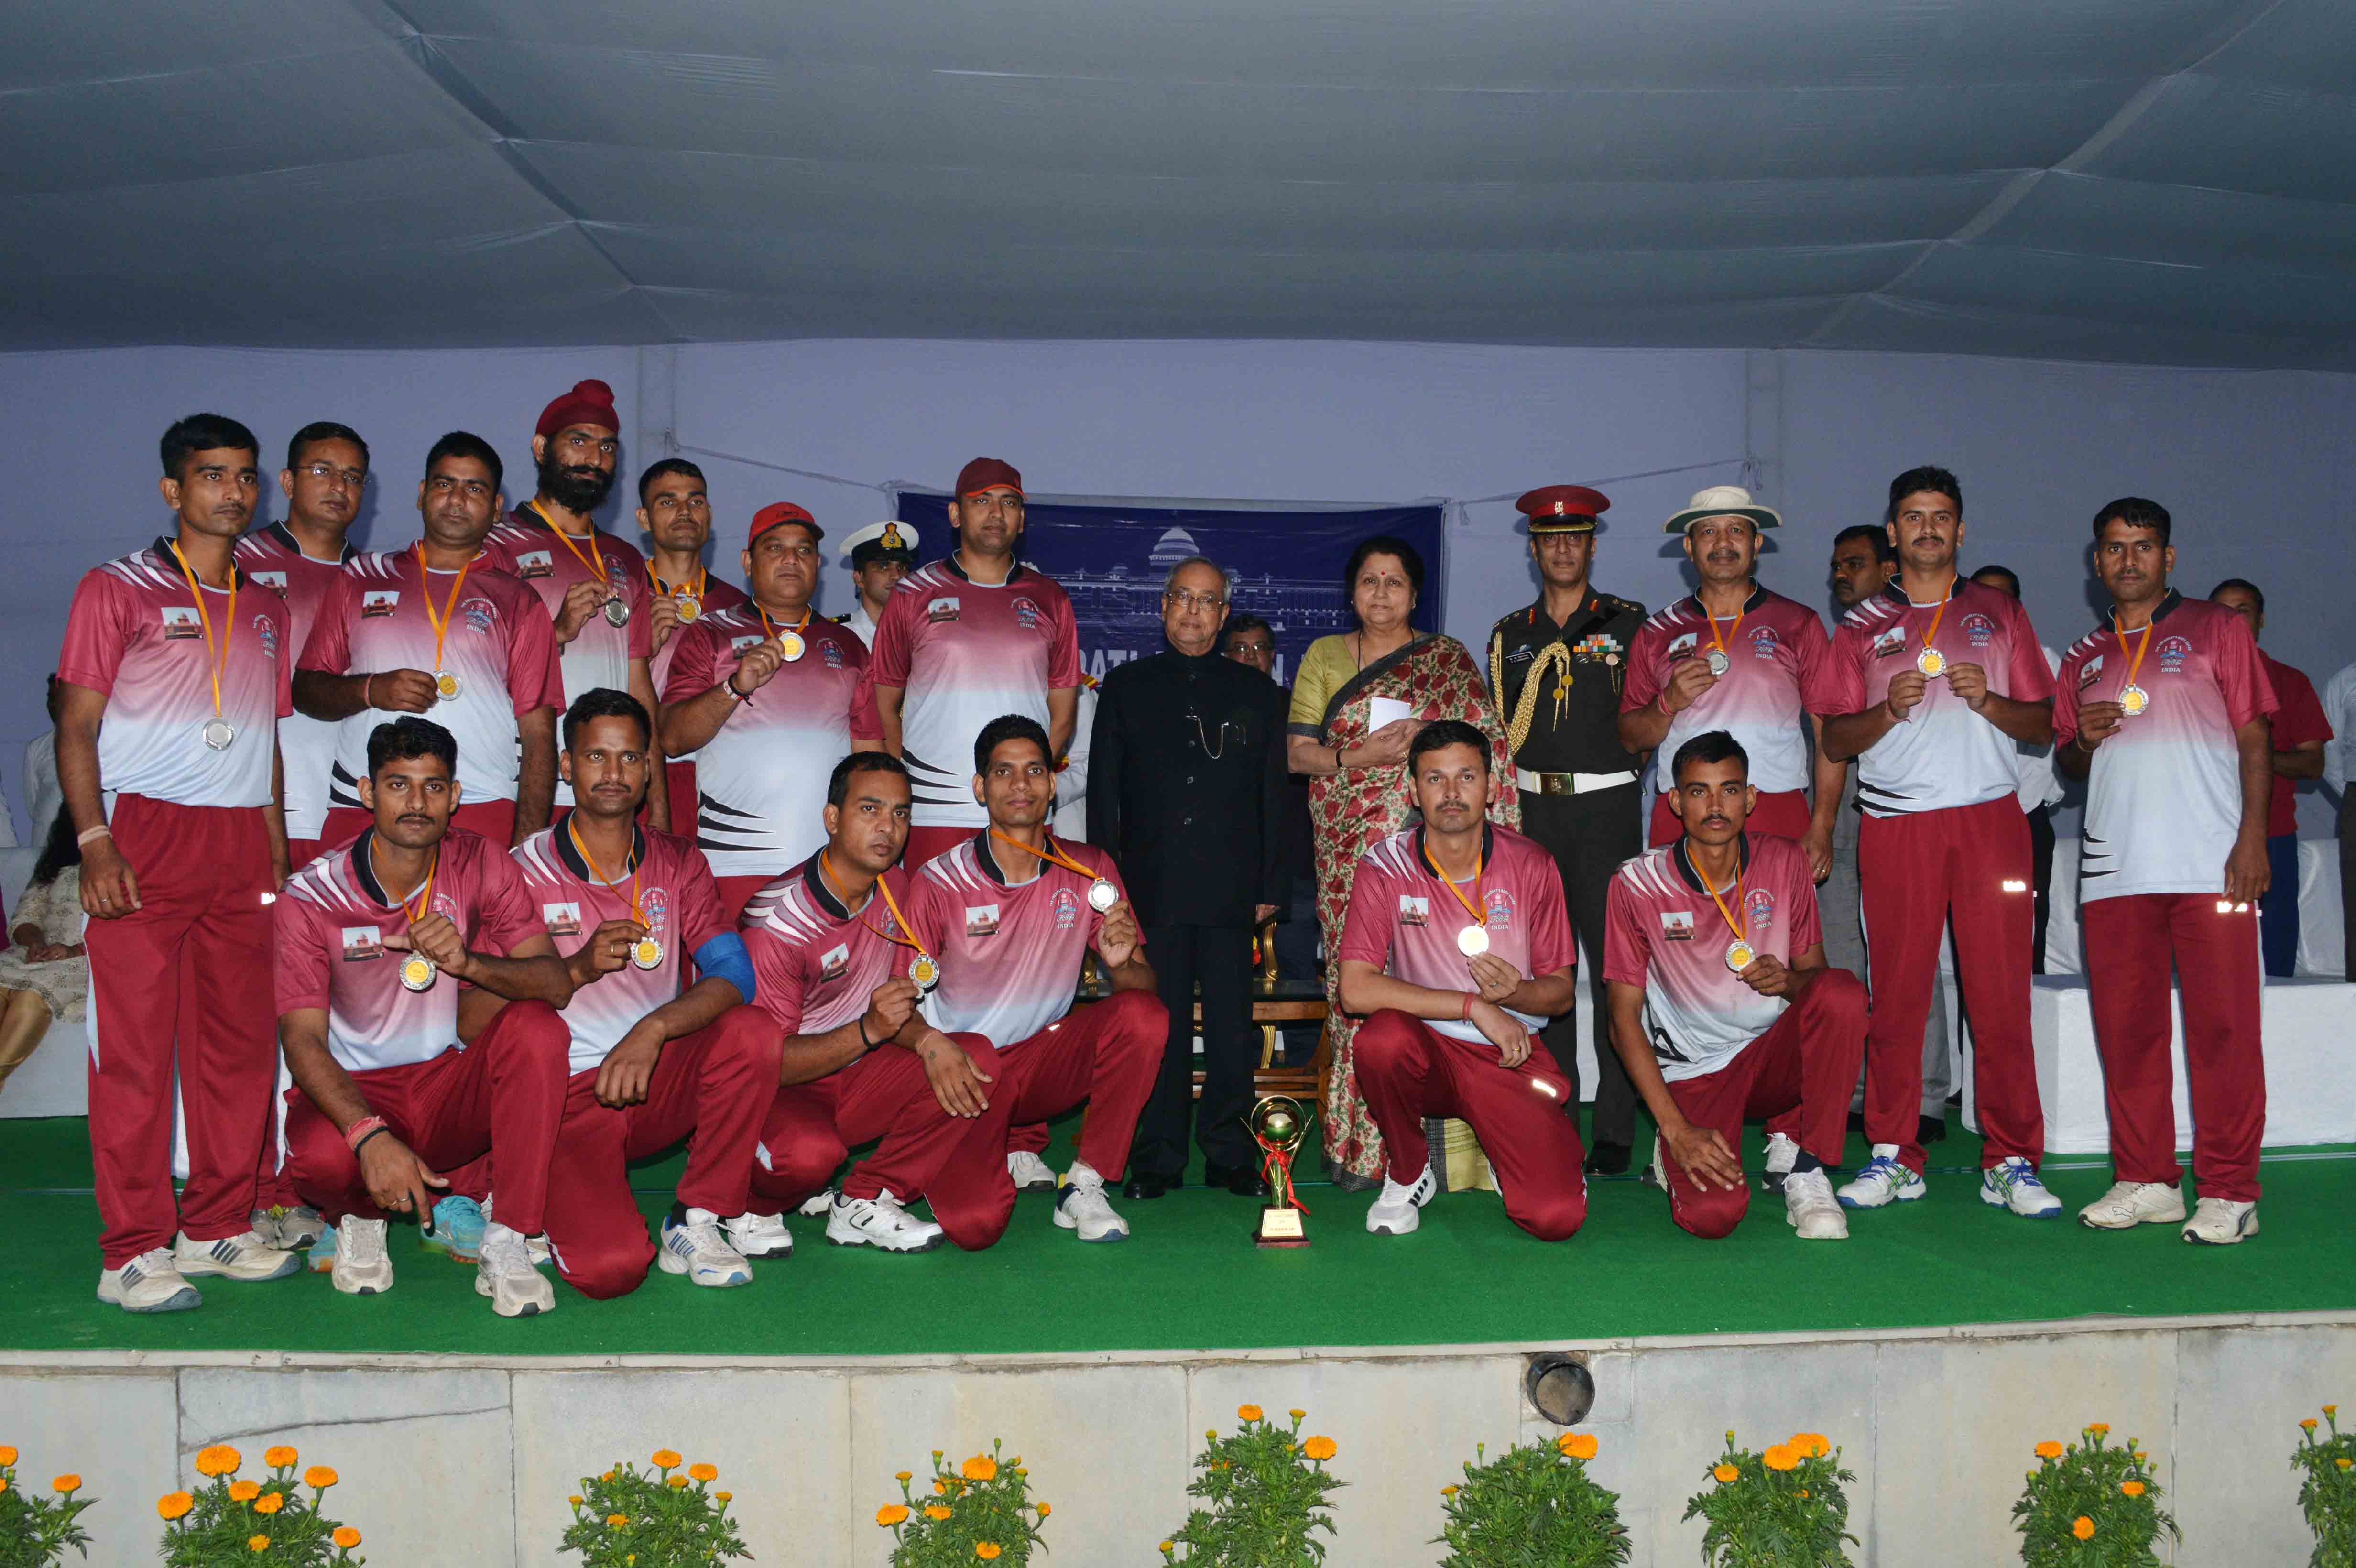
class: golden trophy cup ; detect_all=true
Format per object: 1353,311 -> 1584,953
1248,1095 -> 1311,1248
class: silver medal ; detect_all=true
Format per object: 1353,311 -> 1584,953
601,596 -> 630,628
1087,878 -> 1119,913
201,718 -> 236,751
1704,648 -> 1730,677
1457,925 -> 1491,958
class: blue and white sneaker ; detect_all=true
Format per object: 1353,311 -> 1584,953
173,1229 -> 300,1282
422,1196 -> 486,1263
658,1208 -> 753,1287
1979,1157 -> 2063,1219
308,1222 -> 338,1274
1835,1146 -> 1926,1209
97,1247 -> 203,1313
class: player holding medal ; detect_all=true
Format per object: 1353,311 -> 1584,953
634,460 -> 751,835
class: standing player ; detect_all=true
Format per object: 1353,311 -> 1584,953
636,459 -> 749,835
832,521 -> 919,648
1618,486 -> 1841,874
482,378 -> 665,826
502,690 -> 781,1296
1815,467 -> 2060,1218
1602,732 -> 1865,1242
865,460 -> 1083,869
904,715 -> 1165,1237
659,503 -> 878,924
1336,721 -> 1587,1242
2058,498 -> 2275,1245
274,718 -> 583,1317
295,433 -> 562,849
2207,578 -> 2331,978
739,753 -> 1027,1251
63,414 -> 300,1312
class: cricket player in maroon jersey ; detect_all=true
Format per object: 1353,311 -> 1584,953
1604,731 -> 1865,1241
2058,498 -> 2276,1246
63,413 -> 300,1313
660,502 -> 880,924
273,717 -> 583,1317
1814,467 -> 2061,1219
865,459 -> 1084,870
1336,720 -> 1588,1242
636,459 -> 749,836
295,432 -> 563,849
495,689 -> 780,1296
1618,485 -> 1843,876
739,752 -> 1027,1252
2207,577 -> 2332,980
903,714 -> 1166,1239
481,378 -> 666,828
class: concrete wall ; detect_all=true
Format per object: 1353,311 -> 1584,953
5,1312 -> 2348,1567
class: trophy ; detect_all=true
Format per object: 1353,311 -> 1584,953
1248,1095 -> 1312,1248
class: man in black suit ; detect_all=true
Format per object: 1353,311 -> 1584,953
1089,556 -> 1288,1198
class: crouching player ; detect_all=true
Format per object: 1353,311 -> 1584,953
1603,732 -> 1866,1241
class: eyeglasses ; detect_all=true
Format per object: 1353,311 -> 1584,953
1165,589 -> 1227,611
300,462 -> 366,488
1225,641 -> 1273,657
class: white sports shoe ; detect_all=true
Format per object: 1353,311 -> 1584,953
659,1208 -> 753,1286
796,1189 -> 835,1219
476,1223 -> 555,1317
1053,1163 -> 1129,1242
97,1247 -> 202,1314
2182,1197 -> 2259,1246
479,1196 -> 553,1266
1979,1157 -> 2064,1219
1783,1168 -> 1849,1241
827,1189 -> 946,1252
1760,1133 -> 1799,1195
1007,1150 -> 1058,1193
250,1204 -> 325,1251
724,1212 -> 794,1259
1835,1146 -> 1926,1209
2078,1180 -> 2187,1230
173,1230 -> 301,1282
1642,1139 -> 1666,1191
331,1217 -> 393,1296
1365,1162 -> 1437,1236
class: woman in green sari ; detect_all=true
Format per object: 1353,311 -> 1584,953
1287,536 -> 1517,1188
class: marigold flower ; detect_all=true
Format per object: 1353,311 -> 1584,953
1036,1502 -> 1051,1518
934,1479 -> 949,1496
2305,1420 -> 2322,1432
1303,1436 -> 1337,1461
2085,1423 -> 2109,1437
2034,1441 -> 2065,1460
569,1497 -> 583,1507
2326,1405 -> 2340,1417
1762,1445 -> 1799,1472
230,1481 -> 262,1502
264,1446 -> 297,1468
1441,1484 -> 1460,1497
962,1455 -> 998,1482
1289,1408 -> 1306,1419
1789,1433 -> 1831,1458
2338,1459 -> 2353,1472
2072,1516 -> 2095,1541
0,1479 -> 9,1496
248,1536 -> 269,1553
159,1492 -> 195,1521
2121,1481 -> 2145,1497
1159,1543 -> 1174,1554
198,1446 -> 243,1478
607,1514 -> 629,1528
976,1546 -> 1002,1561
0,1446 -> 15,1466
1559,1433 -> 1598,1461
690,1463 -> 718,1483
1237,1405 -> 1263,1422
895,1470 -> 913,1483
52,1475 -> 79,1493
1713,1464 -> 1740,1484
877,1504 -> 911,1527
715,1492 -> 732,1503
651,1449 -> 682,1470
926,1505 -> 953,1521
1205,1430 -> 1216,1441
1800,1489 -> 1811,1500
663,1474 -> 686,1489
332,1526 -> 361,1549
305,1467 -> 338,1490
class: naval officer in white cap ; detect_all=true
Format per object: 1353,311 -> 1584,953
832,520 -> 920,648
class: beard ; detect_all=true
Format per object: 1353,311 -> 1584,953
538,451 -> 614,513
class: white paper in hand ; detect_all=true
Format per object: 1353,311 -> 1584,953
1368,696 -> 1416,736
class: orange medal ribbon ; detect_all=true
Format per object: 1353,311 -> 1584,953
412,543 -> 471,687
537,507 -> 606,584
2112,610 -> 2156,716
1706,600 -> 1746,664
1420,832 -> 1490,955
1695,847 -> 1755,973
166,540 -> 237,730
566,818 -> 644,927
370,837 -> 440,990
825,851 -> 938,987
1913,582 -> 1954,676
989,830 -> 1097,882
649,561 -> 707,602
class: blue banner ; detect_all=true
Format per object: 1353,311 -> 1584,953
892,494 -> 1446,687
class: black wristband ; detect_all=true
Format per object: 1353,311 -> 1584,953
352,1125 -> 390,1156
856,1014 -> 874,1052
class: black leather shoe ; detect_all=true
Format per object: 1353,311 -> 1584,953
1918,1114 -> 1949,1145
1202,1161 -> 1271,1198
1122,1172 -> 1180,1200
1582,1141 -> 1632,1176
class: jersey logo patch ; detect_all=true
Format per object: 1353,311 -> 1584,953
965,903 -> 1000,937
2158,635 -> 2193,674
162,605 -> 201,639
1659,910 -> 1695,941
1012,597 -> 1042,630
1051,886 -> 1080,931
253,614 -> 279,660
361,589 -> 399,618
541,902 -> 581,936
1749,627 -> 1779,660
1745,888 -> 1777,932
928,597 -> 961,624
339,926 -> 385,961
1962,612 -> 1996,647
1483,888 -> 1514,931
640,887 -> 669,938
461,597 -> 496,634
819,942 -> 849,982
248,570 -> 288,591
1872,626 -> 1907,659
514,549 -> 553,579
1397,894 -> 1429,927
822,641 -> 844,668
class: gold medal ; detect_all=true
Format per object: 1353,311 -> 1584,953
2120,683 -> 2149,717
777,630 -> 806,662
1725,939 -> 1756,973
631,936 -> 663,970
1456,924 -> 1490,958
434,669 -> 462,701
399,954 -> 437,992
909,953 -> 940,990
1915,646 -> 1946,678
676,593 -> 701,623
1693,840 -> 1756,979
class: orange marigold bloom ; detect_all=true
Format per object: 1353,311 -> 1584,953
158,1492 -> 195,1521
690,1464 -> 718,1483
715,1492 -> 732,1503
229,1481 -> 262,1503
1559,1433 -> 1598,1461
52,1475 -> 79,1493
1036,1502 -> 1051,1518
1441,1484 -> 1460,1497
1800,1489 -> 1811,1500
1712,1464 -> 1740,1484
1303,1436 -> 1337,1461
926,1505 -> 953,1521
305,1467 -> 338,1490
1762,1446 -> 1799,1472
651,1449 -> 682,1470
248,1536 -> 270,1553
2326,1405 -> 2340,1417
1237,1405 -> 1263,1423
607,1514 -> 629,1529
1789,1433 -> 1831,1459
962,1455 -> 998,1482
254,1493 -> 284,1515
2072,1516 -> 2095,1541
2338,1459 -> 2353,1472
976,1546 -> 1002,1561
1289,1408 -> 1306,1419
0,1480 -> 9,1496
665,1474 -> 688,1489
877,1504 -> 911,1527
2035,1441 -> 2065,1460
895,1471 -> 913,1483
0,1446 -> 15,1466
569,1497 -> 584,1508
2121,1481 -> 2146,1497
2305,1420 -> 2322,1432
197,1446 -> 243,1478
332,1526 -> 361,1549
264,1447 -> 297,1468
934,1479 -> 949,1496
2085,1424 -> 2109,1437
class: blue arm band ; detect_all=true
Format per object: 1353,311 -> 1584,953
693,932 -> 756,1004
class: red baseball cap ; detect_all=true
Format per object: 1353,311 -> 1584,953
534,379 -> 619,440
955,457 -> 1023,500
749,502 -> 821,544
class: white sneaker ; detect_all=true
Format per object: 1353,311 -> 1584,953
330,1217 -> 393,1296
1007,1150 -> 1058,1193
796,1189 -> 835,1219
1783,1168 -> 1849,1240
1760,1133 -> 1799,1195
2182,1196 -> 2259,1246
1835,1146 -> 1926,1209
250,1205 -> 325,1251
475,1223 -> 555,1317
1979,1157 -> 2064,1220
173,1230 -> 301,1282
1052,1164 -> 1129,1242
2078,1180 -> 2187,1231
723,1212 -> 794,1259
96,1248 -> 202,1314
479,1196 -> 551,1267
827,1189 -> 946,1252
659,1208 -> 753,1286
1366,1162 -> 1437,1235
1642,1139 -> 1666,1191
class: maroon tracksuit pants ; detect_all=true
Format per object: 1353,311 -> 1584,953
1658,969 -> 1866,1239
1353,1009 -> 1589,1241
2082,893 -> 2264,1202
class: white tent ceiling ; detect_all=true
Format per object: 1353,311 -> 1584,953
7,0 -> 2354,368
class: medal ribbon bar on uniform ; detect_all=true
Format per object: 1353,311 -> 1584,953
166,539 -> 237,740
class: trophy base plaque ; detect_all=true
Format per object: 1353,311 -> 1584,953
1254,1207 -> 1309,1249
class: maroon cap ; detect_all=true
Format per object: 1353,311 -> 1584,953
535,378 -> 619,441
1516,485 -> 1610,534
954,457 -> 1024,500
749,502 -> 821,544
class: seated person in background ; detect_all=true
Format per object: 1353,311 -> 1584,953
495,689 -> 782,1296
903,714 -> 1167,1243
1603,731 -> 1865,1242
273,717 -> 584,1318
0,809 -> 87,1095
1337,720 -> 1587,1242
739,752 -> 1024,1252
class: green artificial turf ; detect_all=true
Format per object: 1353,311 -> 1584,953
2,1115 -> 2348,1358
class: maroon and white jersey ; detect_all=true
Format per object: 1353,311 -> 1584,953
1334,824 -> 1576,1047
273,828 -> 544,1074
236,524 -> 356,838
905,832 -> 1123,1047
1603,834 -> 1822,1083
298,550 -> 562,810
57,538 -> 293,808
741,856 -> 919,1040
660,608 -> 881,878
648,571 -> 749,697
2054,591 -> 2277,903
483,507 -> 652,706
1620,587 -> 1830,796
862,558 -> 1083,829
1815,578 -> 2055,818
510,824 -> 731,1074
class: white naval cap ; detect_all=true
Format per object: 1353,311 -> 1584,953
837,519 -> 921,566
